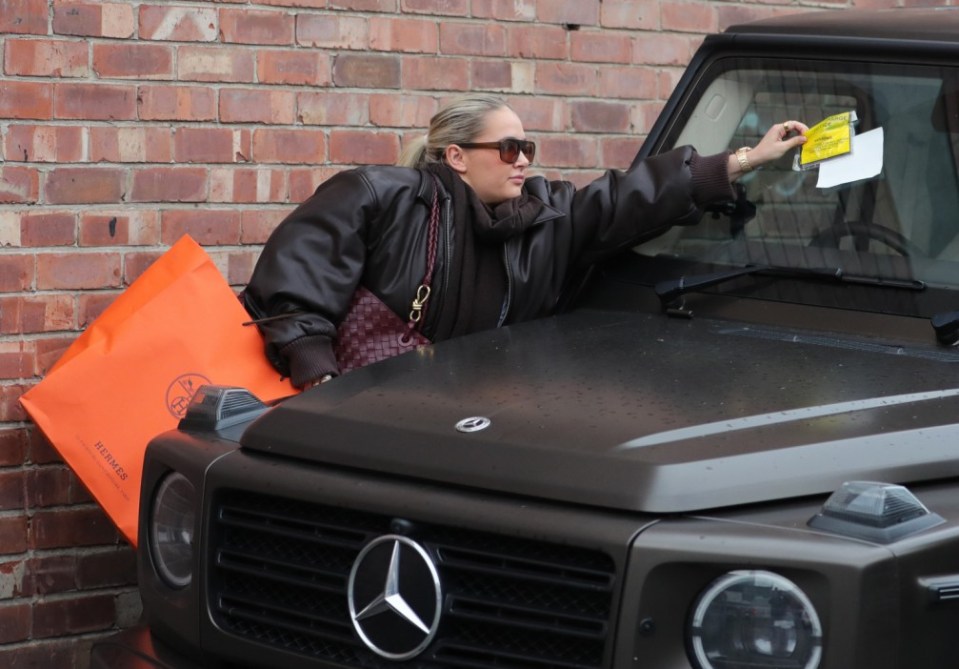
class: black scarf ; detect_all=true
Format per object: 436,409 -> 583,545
427,163 -> 544,339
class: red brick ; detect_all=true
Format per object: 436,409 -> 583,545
370,17 -> 438,53
472,0 -> 535,21
471,60 -> 511,90
79,211 -> 161,246
632,32 -> 697,66
661,1 -> 717,33
0,642 -> 78,669
440,22 -> 507,56
33,592 -> 115,637
53,83 -> 137,120
0,340 -> 37,379
369,93 -> 436,128
601,0 -> 659,29
25,466 -> 81,508
329,130 -> 399,166
0,296 -> 76,336
177,45 -> 255,82
402,0 -> 469,16
297,91 -> 369,126
159,210 -> 242,246
508,95 -> 566,133
220,8 -> 294,45
538,136 -> 598,168
296,13 -> 368,49
0,471 -> 25,511
0,384 -> 29,421
240,209 -> 287,244
0,0 -> 47,34
137,84 -> 217,121
210,168 -> 289,203
570,100 -> 632,133
44,167 -> 125,205
26,425 -> 65,465
537,1 -> 599,27
0,557 -> 27,598
121,252 -> 163,285
289,167 -> 339,202
0,602 -> 31,643
76,294 -> 117,331
93,43 -> 174,79
0,516 -> 28,556
0,254 -> 33,292
220,88 -> 296,124
257,50 -> 331,86
0,430 -> 28,467
332,54 -> 400,88
0,166 -> 40,204
31,506 -> 120,550
253,128 -> 326,164
139,5 -> 217,42
26,554 -> 77,595
598,66 -> 658,100
402,55 -> 469,91
4,38 -> 89,77
226,248 -> 258,285
5,125 -> 84,163
20,211 -> 76,247
570,31 -> 632,64
53,1 -> 135,38
329,0 -> 392,10
0,81 -> 53,120
535,62 -> 598,96
36,251 -> 121,290
89,126 -> 173,163
77,547 -> 136,589
174,127 -> 251,164
508,24 -> 568,59
130,167 -> 208,202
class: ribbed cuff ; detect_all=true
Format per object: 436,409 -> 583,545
689,151 -> 736,206
281,335 -> 339,388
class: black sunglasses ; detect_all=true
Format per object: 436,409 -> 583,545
458,137 -> 536,164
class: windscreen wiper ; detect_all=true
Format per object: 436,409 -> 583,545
656,264 -> 925,316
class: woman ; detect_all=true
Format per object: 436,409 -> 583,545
242,94 -> 807,387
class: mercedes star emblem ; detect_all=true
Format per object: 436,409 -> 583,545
347,534 -> 442,660
455,416 -> 491,433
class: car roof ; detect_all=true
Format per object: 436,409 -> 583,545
726,8 -> 959,43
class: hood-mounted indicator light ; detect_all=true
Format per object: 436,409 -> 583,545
808,481 -> 944,544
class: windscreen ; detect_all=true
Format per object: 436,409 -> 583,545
636,57 -> 959,316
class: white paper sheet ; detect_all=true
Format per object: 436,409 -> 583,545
816,127 -> 884,189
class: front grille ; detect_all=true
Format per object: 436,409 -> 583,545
209,490 -> 617,668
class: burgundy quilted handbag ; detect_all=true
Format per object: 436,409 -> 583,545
332,287 -> 430,373
332,175 -> 440,374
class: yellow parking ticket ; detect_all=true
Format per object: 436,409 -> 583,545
799,111 -> 857,169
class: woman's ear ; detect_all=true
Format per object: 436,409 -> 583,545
444,145 -> 468,174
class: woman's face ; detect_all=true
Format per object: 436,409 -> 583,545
448,106 -> 531,205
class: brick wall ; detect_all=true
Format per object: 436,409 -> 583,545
0,0 -> 928,665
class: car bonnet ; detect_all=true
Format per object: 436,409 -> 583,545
240,309 -> 959,513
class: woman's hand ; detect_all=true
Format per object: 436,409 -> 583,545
728,120 -> 809,180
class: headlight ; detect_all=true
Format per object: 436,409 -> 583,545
149,472 -> 196,589
688,570 -> 822,669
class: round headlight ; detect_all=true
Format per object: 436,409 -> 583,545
149,472 -> 196,589
688,570 -> 822,669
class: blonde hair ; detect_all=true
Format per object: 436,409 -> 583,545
398,93 -> 511,168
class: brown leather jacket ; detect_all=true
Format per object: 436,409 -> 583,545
242,146 -> 733,385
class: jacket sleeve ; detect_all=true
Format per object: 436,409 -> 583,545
242,169 -> 378,387
564,146 -> 733,266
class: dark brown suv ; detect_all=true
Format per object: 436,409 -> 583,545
93,9 -> 959,669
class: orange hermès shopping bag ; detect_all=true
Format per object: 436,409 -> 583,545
20,235 -> 298,545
